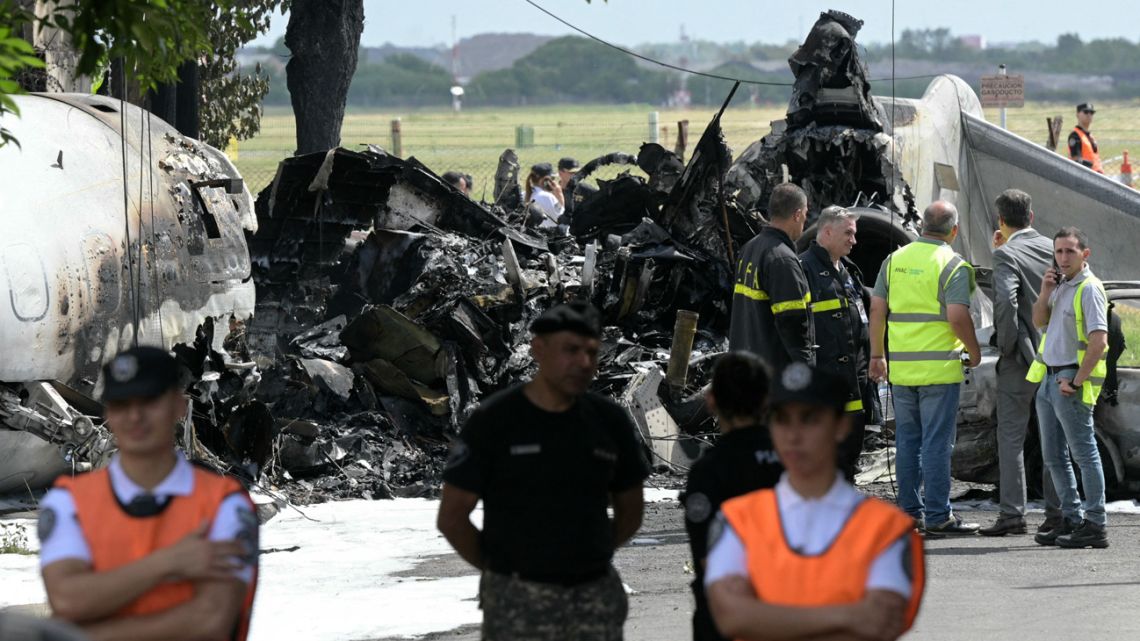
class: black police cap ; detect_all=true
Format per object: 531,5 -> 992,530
558,157 -> 580,172
1077,102 -> 1096,114
769,362 -> 848,414
101,346 -> 182,402
531,162 -> 555,178
530,302 -> 602,339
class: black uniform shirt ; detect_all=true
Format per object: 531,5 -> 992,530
443,385 -> 650,581
681,425 -> 784,641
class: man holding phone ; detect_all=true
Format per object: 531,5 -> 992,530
981,190 -> 1062,537
1027,227 -> 1110,548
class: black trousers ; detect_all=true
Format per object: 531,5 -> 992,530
839,411 -> 866,483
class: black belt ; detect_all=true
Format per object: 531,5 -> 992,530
495,566 -> 609,587
1046,364 -> 1079,374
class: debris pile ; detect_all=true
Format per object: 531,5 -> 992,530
197,114 -> 760,502
726,9 -> 917,221
131,12 -> 931,503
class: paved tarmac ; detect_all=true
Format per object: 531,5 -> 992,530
380,500 -> 1140,641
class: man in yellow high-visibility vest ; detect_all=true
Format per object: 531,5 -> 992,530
869,201 -> 981,535
1026,227 -> 1109,549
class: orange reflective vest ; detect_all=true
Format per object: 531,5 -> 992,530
55,466 -> 257,640
1072,127 -> 1104,174
721,489 -> 925,638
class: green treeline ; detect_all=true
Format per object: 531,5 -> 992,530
258,31 -> 1140,108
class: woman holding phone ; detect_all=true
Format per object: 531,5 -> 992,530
524,162 -> 565,228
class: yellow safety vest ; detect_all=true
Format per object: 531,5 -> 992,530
1025,276 -> 1108,406
885,241 -> 975,386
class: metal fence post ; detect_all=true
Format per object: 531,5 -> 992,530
998,64 -> 1007,130
648,111 -> 659,144
391,118 -> 402,157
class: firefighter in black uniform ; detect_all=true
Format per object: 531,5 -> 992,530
682,352 -> 784,641
728,182 -> 815,369
800,206 -> 872,481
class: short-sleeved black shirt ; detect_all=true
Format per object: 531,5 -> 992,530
443,385 -> 651,581
681,425 -> 784,641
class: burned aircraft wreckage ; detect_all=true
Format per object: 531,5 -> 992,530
5,9 -> 1140,503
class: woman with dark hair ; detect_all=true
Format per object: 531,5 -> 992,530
681,351 -> 784,641
524,162 -> 564,228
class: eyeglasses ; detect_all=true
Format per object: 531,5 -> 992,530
1081,110 -> 1096,115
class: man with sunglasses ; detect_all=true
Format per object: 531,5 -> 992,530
1068,103 -> 1103,174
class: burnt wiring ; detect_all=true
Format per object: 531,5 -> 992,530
887,0 -> 898,504
118,71 -> 140,348
145,109 -> 166,346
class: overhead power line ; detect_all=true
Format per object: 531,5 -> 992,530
522,0 -> 944,88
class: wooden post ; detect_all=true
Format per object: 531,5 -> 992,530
1046,116 -> 1063,152
390,118 -> 403,157
674,120 -> 689,159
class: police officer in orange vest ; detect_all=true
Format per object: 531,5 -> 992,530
1068,103 -> 1103,174
38,347 -> 258,641
705,362 -> 925,641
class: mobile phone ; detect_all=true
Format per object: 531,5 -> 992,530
1052,259 -> 1065,284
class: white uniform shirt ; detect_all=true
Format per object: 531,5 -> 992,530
38,452 -> 257,583
704,473 -> 912,598
529,185 -> 564,227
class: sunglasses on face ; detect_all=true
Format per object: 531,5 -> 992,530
1081,110 -> 1095,115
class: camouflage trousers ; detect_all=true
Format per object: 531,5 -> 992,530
480,565 -> 628,641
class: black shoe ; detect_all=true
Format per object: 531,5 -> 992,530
1037,515 -> 1063,534
925,514 -> 980,535
1056,520 -> 1109,549
979,515 -> 1027,537
912,517 -> 945,540
1034,518 -> 1079,546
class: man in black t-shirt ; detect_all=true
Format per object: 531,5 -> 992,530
681,352 -> 784,641
438,302 -> 650,641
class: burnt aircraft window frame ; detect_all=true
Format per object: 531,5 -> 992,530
188,179 -> 243,241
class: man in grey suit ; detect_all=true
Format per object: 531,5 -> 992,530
980,189 -> 1062,536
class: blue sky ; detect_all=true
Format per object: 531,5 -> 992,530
250,1 -> 1140,50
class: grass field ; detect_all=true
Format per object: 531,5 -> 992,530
232,103 -> 784,195
231,99 -> 1140,196
1113,300 -> 1140,368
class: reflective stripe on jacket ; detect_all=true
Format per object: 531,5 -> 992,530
1025,275 -> 1109,406
728,226 -> 815,370
885,241 -> 975,386
800,242 -> 868,413
1072,127 -> 1104,174
56,466 -> 257,640
720,489 -> 925,638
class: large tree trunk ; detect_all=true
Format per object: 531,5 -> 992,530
285,0 -> 364,155
175,61 -> 200,139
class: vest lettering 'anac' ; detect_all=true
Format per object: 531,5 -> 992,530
55,467 -> 257,641
721,489 -> 925,640
885,241 -> 975,386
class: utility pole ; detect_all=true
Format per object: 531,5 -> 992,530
998,64 -> 1007,130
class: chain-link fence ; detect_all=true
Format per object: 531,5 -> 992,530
231,106 -> 785,197
230,103 -> 1140,198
